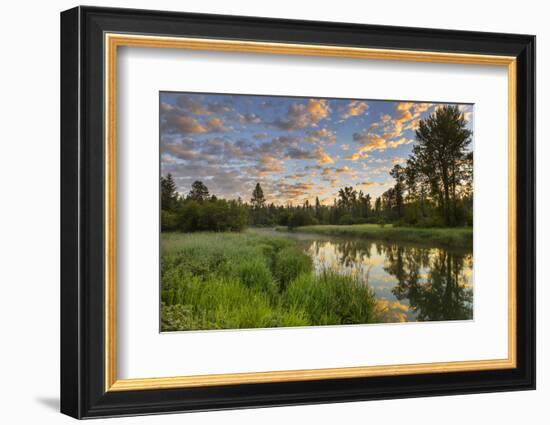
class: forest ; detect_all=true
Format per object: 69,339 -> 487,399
161,105 -> 473,232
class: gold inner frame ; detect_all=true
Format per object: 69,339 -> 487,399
104,33 -> 517,392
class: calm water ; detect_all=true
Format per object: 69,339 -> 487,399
252,228 -> 473,323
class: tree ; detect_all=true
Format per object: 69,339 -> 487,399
374,197 -> 382,217
161,173 -> 178,211
412,105 -> 472,225
363,193 -> 372,219
390,164 -> 406,218
250,182 -> 266,208
188,180 -> 210,202
314,196 -> 322,220
337,186 -> 357,212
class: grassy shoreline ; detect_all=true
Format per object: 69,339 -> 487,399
276,224 -> 472,249
161,232 -> 378,331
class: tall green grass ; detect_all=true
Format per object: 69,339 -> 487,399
160,232 -> 377,331
278,224 -> 473,249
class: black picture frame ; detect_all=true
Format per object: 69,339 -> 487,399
61,5 -> 536,419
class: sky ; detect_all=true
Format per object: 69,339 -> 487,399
160,92 -> 473,206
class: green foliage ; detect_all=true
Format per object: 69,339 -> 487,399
161,210 -> 178,232
188,180 -> 210,202
160,173 -> 179,212
285,271 -> 377,325
250,182 -> 266,208
338,214 -> 355,225
272,246 -> 312,289
287,210 -> 318,229
174,198 -> 248,232
160,232 -> 376,331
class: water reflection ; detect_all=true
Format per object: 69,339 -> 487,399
301,238 -> 473,323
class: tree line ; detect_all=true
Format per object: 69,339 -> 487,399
161,105 -> 473,232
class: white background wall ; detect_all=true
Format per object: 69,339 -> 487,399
0,0 -> 545,423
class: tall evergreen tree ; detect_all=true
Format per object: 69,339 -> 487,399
160,173 -> 178,211
390,164 -> 406,218
250,182 -> 266,209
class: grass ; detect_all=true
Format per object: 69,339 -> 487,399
277,224 -> 473,249
160,232 -> 377,331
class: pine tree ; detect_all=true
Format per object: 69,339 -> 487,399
160,173 -> 178,211
250,183 -> 266,209
188,180 -> 210,202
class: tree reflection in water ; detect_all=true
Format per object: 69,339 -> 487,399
304,238 -> 473,323
383,244 -> 473,321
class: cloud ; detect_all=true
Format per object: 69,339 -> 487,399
307,99 -> 330,123
168,115 -> 208,134
314,147 -> 334,165
395,102 -> 414,112
341,100 -> 369,119
160,102 -> 174,113
286,147 -> 315,160
387,137 -> 412,148
258,155 -> 284,175
335,166 -> 354,174
358,181 -> 379,187
306,128 -> 336,145
345,102 -> 434,161
345,152 -> 363,161
175,95 -> 233,115
163,113 -> 232,135
275,182 -> 316,202
205,117 -> 230,132
176,96 -> 210,115
164,145 -> 198,160
239,113 -> 262,124
272,99 -> 330,130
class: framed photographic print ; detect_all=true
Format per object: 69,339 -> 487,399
60,6 -> 536,419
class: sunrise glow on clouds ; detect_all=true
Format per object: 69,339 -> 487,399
160,92 -> 473,206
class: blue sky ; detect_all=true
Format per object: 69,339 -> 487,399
160,92 -> 473,206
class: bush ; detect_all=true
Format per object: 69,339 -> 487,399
175,199 -> 248,232
338,214 -> 355,225
161,210 -> 178,232
272,246 -> 312,290
287,210 -> 318,229
418,216 -> 445,228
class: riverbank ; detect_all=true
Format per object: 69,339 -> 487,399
160,232 -> 377,331
276,224 -> 473,249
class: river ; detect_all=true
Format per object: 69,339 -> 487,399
251,228 -> 473,323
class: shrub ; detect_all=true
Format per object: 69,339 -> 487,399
160,303 -> 193,331
338,214 -> 355,225
418,216 -> 445,228
161,210 -> 178,232
287,210 -> 318,229
272,246 -> 312,290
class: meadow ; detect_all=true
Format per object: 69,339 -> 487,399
277,224 -> 473,249
160,232 -> 378,331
